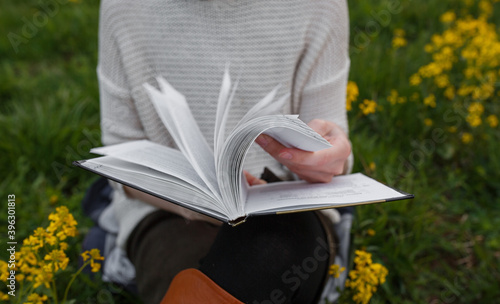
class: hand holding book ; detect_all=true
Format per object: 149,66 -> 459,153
256,119 -> 351,183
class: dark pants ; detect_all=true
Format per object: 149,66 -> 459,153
127,210 -> 333,304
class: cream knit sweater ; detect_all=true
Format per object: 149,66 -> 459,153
97,0 -> 352,301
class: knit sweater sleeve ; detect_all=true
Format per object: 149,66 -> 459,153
97,0 -> 146,146
294,0 -> 353,173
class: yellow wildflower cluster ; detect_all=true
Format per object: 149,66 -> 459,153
462,132 -> 473,144
328,264 -> 346,278
26,293 -> 48,304
392,29 -> 408,49
0,289 -> 9,301
387,90 -> 407,105
466,102 -> 484,127
0,206 -> 104,303
410,2 -> 499,131
423,94 -> 437,108
13,206 -> 78,290
440,11 -> 456,23
366,228 -> 376,236
346,81 -> 359,111
359,99 -> 378,115
486,114 -> 498,127
81,249 -> 105,273
345,250 -> 389,304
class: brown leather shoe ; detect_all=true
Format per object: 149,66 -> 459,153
160,268 -> 244,304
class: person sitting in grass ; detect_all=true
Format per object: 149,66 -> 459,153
94,0 -> 353,302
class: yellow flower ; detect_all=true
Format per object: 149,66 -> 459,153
0,291 -> 9,301
33,268 -> 53,289
418,62 -> 443,78
345,250 -> 388,304
328,264 -> 346,278
44,249 -> 69,272
0,261 -> 8,281
431,34 -> 444,49
392,37 -> 407,49
424,44 -> 434,53
49,195 -> 59,205
87,249 -> 105,261
82,249 -> 105,273
60,242 -> 69,251
354,250 -> 372,267
369,162 -> 376,171
468,102 -> 484,115
486,115 -> 498,127
366,228 -> 376,236
423,94 -> 437,108
48,206 -> 78,240
444,86 -> 455,100
387,90 -> 399,105
479,0 -> 493,17
26,293 -> 48,304
392,29 -> 407,50
359,99 -> 377,115
461,132 -> 473,144
22,249 -> 37,266
90,261 -> 102,272
28,227 -> 57,248
472,83 -> 494,100
464,67 -> 479,79
409,74 -> 421,86
440,11 -> 456,23
424,118 -> 433,126
346,81 -> 359,111
466,114 -> 482,127
458,85 -> 474,97
369,263 -> 389,284
434,74 -> 449,88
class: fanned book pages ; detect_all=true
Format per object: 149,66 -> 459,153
74,69 -> 413,225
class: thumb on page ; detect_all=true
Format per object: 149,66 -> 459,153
243,170 -> 267,186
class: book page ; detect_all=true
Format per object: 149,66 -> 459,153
245,173 -> 411,215
91,140 -> 213,197
216,115 -> 333,219
77,156 -> 228,221
214,68 -> 238,159
144,80 -> 220,199
236,86 -> 288,128
262,117 -> 332,151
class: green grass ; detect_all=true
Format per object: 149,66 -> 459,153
1,0 -> 499,303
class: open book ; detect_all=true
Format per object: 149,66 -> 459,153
74,69 -> 413,225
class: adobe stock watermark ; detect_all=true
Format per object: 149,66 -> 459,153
252,236 -> 332,304
52,98 -> 132,181
52,127 -> 101,181
350,0 -> 408,55
8,0 -> 72,54
382,76 -> 500,184
6,194 -> 17,297
382,100 -> 469,183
